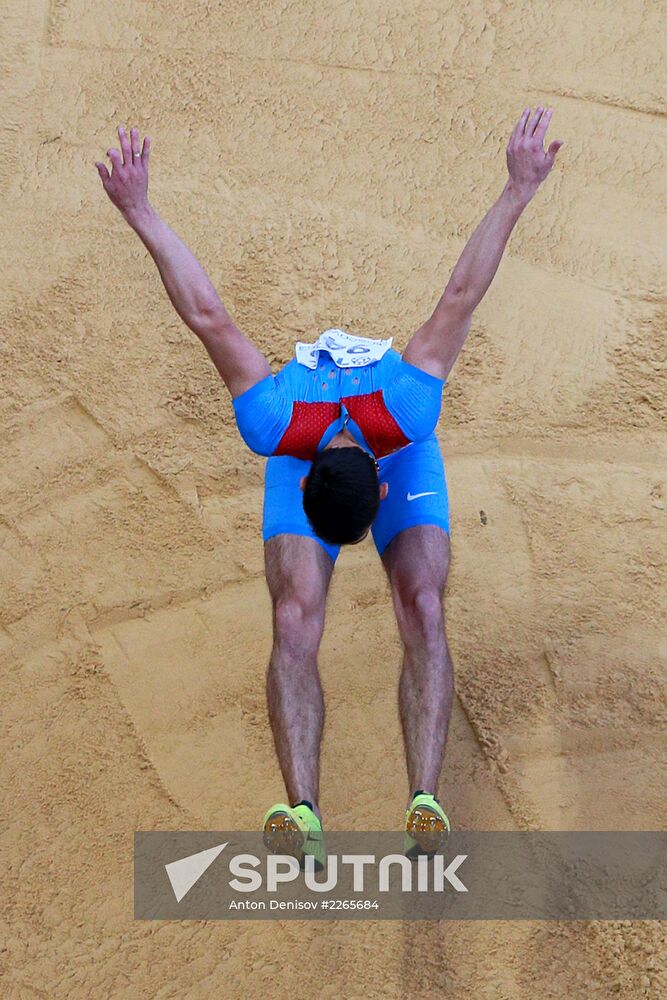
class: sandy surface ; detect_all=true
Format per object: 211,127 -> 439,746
2,1 -> 666,997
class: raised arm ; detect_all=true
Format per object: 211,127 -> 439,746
94,125 -> 271,398
403,107 -> 564,381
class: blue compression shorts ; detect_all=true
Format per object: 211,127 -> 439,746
262,430 -> 449,561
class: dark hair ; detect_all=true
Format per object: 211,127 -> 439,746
303,447 -> 380,545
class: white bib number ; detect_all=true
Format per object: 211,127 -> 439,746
295,328 -> 393,369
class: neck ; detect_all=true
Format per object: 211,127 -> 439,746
325,427 -> 359,450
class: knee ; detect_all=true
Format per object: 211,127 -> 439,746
272,595 -> 324,657
395,586 -> 445,650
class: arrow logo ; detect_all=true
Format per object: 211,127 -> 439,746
165,842 -> 227,902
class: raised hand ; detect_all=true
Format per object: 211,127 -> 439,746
506,107 -> 564,204
94,125 -> 151,222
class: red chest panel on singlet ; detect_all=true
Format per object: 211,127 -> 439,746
275,390 -> 409,461
275,401 -> 341,460
341,391 -> 409,458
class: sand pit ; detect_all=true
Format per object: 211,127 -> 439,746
2,1 -> 665,996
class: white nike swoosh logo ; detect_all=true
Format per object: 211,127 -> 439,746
406,491 -> 438,501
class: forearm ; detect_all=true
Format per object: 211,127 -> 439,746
433,180 -> 529,320
124,204 -> 231,329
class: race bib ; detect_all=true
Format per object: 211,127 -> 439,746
295,328 -> 393,369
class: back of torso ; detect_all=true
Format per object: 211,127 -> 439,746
275,348 -> 410,459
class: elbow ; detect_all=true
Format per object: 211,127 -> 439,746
434,285 -> 471,323
442,281 -> 469,308
445,278 -> 467,299
197,299 -> 228,323
189,304 -> 233,342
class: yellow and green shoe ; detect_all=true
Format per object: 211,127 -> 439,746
262,801 -> 326,872
404,792 -> 450,859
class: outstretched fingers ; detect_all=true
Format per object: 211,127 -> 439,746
508,107 -> 530,148
106,146 -> 123,172
534,107 -> 553,145
128,126 -> 145,164
118,125 -> 133,166
111,125 -> 149,168
527,106 -> 546,136
534,107 -> 564,162
94,160 -> 110,182
95,126 -> 150,178
509,105 -> 563,160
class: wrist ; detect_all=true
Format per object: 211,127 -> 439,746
502,178 -> 535,215
122,201 -> 156,232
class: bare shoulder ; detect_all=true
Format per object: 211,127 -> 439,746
402,304 -> 473,382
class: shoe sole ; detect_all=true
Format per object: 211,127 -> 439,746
263,810 -> 305,862
263,810 -> 327,872
405,804 -> 448,857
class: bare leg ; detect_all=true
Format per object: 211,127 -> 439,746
381,525 -> 453,803
264,534 -> 335,818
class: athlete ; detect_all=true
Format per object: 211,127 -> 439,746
95,108 -> 563,862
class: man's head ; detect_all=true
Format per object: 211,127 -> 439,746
300,445 -> 389,546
